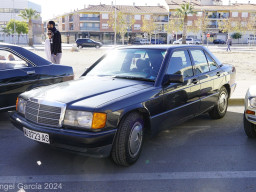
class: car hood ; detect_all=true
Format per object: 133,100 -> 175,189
23,76 -> 152,108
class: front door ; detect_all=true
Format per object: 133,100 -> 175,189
161,49 -> 201,130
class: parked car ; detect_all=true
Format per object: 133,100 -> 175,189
10,45 -> 236,166
140,39 -> 151,44
173,38 -> 201,45
213,39 -> 226,44
151,39 -> 164,44
0,44 -> 74,111
244,86 -> 256,137
76,38 -> 103,48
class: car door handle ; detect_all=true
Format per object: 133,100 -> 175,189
192,78 -> 199,84
27,71 -> 35,75
216,72 -> 221,77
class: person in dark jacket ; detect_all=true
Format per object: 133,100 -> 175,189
226,36 -> 232,52
47,21 -> 62,64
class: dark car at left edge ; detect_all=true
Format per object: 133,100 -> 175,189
0,44 -> 74,111
10,45 -> 236,166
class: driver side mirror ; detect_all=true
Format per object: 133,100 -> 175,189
163,74 -> 184,86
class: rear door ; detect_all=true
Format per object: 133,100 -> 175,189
0,49 -> 38,110
161,49 -> 201,128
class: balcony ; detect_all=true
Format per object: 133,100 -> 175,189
207,25 -> 218,29
80,17 -> 100,21
80,27 -> 100,31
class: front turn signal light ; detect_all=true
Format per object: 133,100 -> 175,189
92,113 -> 107,129
246,110 -> 255,115
16,97 -> 19,111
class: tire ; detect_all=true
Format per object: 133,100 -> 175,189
111,112 -> 144,166
78,45 -> 82,49
209,86 -> 228,119
95,45 -> 100,49
244,114 -> 256,138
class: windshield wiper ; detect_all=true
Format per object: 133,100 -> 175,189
113,76 -> 155,82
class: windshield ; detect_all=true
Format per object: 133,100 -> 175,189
86,48 -> 167,81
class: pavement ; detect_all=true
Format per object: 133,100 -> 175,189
2,106 -> 256,192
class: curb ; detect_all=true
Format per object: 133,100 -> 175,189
229,98 -> 244,106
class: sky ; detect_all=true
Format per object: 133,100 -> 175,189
28,0 -> 256,21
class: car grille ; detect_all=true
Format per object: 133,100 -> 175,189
25,99 -> 64,127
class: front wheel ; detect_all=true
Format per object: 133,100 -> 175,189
95,45 -> 100,49
244,114 -> 256,138
209,86 -> 228,119
78,45 -> 82,49
111,112 -> 144,166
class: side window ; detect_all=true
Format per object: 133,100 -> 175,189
190,49 -> 210,75
205,53 -> 218,71
167,50 -> 193,78
0,50 -> 28,70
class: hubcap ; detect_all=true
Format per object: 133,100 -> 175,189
218,91 -> 227,113
129,122 -> 143,158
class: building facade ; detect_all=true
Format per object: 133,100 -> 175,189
45,1 -> 256,45
45,4 -> 169,44
0,0 -> 43,44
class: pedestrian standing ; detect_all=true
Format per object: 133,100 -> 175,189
44,30 -> 52,62
47,21 -> 62,64
226,37 -> 232,52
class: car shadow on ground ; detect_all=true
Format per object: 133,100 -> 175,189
4,109 -> 256,176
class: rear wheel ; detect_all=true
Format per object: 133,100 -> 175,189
244,114 -> 256,138
111,112 -> 144,166
209,86 -> 228,119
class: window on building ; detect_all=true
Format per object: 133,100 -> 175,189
232,12 -> 238,17
134,15 -> 141,20
197,12 -> 203,16
102,13 -> 109,19
102,23 -> 108,29
144,15 -> 150,20
242,12 -> 248,18
187,21 -> 192,26
134,24 -> 141,30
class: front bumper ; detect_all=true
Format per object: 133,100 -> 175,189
9,112 -> 117,158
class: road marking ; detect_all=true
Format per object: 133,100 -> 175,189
2,171 -> 256,183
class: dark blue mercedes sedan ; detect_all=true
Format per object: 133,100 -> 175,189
10,45 -> 236,166
0,44 -> 74,111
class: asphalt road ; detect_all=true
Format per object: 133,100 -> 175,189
1,106 -> 256,192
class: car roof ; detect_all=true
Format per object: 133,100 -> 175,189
118,45 -> 206,50
0,43 -> 51,66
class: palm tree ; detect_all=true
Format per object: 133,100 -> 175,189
176,3 -> 195,44
19,8 -> 40,46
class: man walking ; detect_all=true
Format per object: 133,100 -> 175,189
226,36 -> 232,52
47,21 -> 62,64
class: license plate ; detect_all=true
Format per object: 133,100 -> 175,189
23,127 -> 50,144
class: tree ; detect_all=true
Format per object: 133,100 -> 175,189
19,8 -> 40,46
6,20 -> 28,43
108,11 -> 135,45
165,17 -> 183,42
218,18 -> 240,37
141,16 -> 158,43
16,21 -> 28,43
1,26 -> 11,42
231,32 -> 242,44
194,14 -> 209,42
247,15 -> 256,45
175,3 -> 195,44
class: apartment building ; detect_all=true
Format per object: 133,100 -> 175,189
167,0 -> 256,43
45,4 -> 169,44
0,0 -> 43,44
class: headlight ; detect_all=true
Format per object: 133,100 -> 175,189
249,97 -> 256,108
63,110 -> 106,129
16,97 -> 26,115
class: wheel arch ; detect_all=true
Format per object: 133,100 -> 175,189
223,84 -> 231,98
